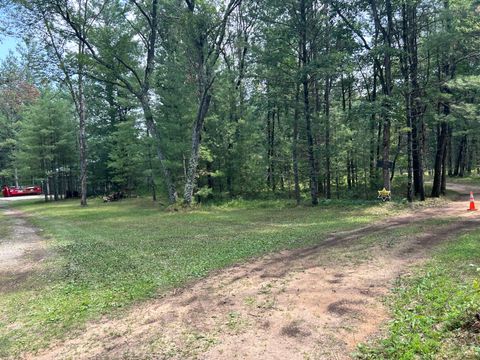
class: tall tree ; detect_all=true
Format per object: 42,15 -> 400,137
25,0 -> 180,203
182,0 -> 242,205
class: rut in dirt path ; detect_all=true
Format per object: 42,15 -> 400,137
26,190 -> 480,360
0,205 -> 48,294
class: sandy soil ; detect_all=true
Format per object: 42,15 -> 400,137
4,184 -> 480,360
0,206 -> 47,295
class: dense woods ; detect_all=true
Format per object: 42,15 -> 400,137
0,0 -> 479,205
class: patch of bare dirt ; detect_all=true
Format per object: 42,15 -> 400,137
0,207 -> 48,294
22,185 -> 480,360
280,320 -> 312,338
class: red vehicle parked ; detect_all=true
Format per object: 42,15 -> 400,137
2,185 -> 43,197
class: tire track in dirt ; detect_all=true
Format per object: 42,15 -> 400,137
0,206 -> 48,294
24,184 -> 480,360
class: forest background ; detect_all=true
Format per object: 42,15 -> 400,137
0,0 -> 479,206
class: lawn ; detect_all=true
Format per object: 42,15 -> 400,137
0,197 -> 401,357
448,175 -> 480,187
357,229 -> 480,359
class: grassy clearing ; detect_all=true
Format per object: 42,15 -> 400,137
447,175 -> 480,187
0,197 -> 405,357
357,230 -> 480,360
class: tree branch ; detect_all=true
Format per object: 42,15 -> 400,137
52,1 -> 140,97
129,0 -> 152,27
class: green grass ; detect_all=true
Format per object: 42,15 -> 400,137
448,175 -> 480,186
356,230 -> 480,360
0,197 -> 405,357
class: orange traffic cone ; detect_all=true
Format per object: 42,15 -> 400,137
468,192 -> 477,211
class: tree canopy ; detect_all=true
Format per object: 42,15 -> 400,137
0,0 -> 479,205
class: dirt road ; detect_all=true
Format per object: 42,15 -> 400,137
0,205 -> 47,295
0,195 -> 44,203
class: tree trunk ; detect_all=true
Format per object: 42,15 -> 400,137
381,109 -> 391,191
292,82 -> 301,205
467,137 -> 475,174
182,0 -> 240,205
441,128 -> 448,195
78,40 -> 88,206
382,0 -> 393,191
184,91 -> 212,205
146,129 -> 157,202
14,168 -> 19,188
43,179 -> 48,202
390,132 -> 402,182
347,154 -> 352,190
431,122 -> 448,197
300,0 -> 318,205
370,0 -> 393,191
266,106 -> 276,192
459,136 -> 468,177
448,126 -> 454,176
324,77 -> 332,199
48,177 -> 53,201
408,2 -> 425,201
369,63 -> 378,189
401,3 -> 413,201
454,135 -> 466,177
406,86 -> 414,202
53,168 -> 59,201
